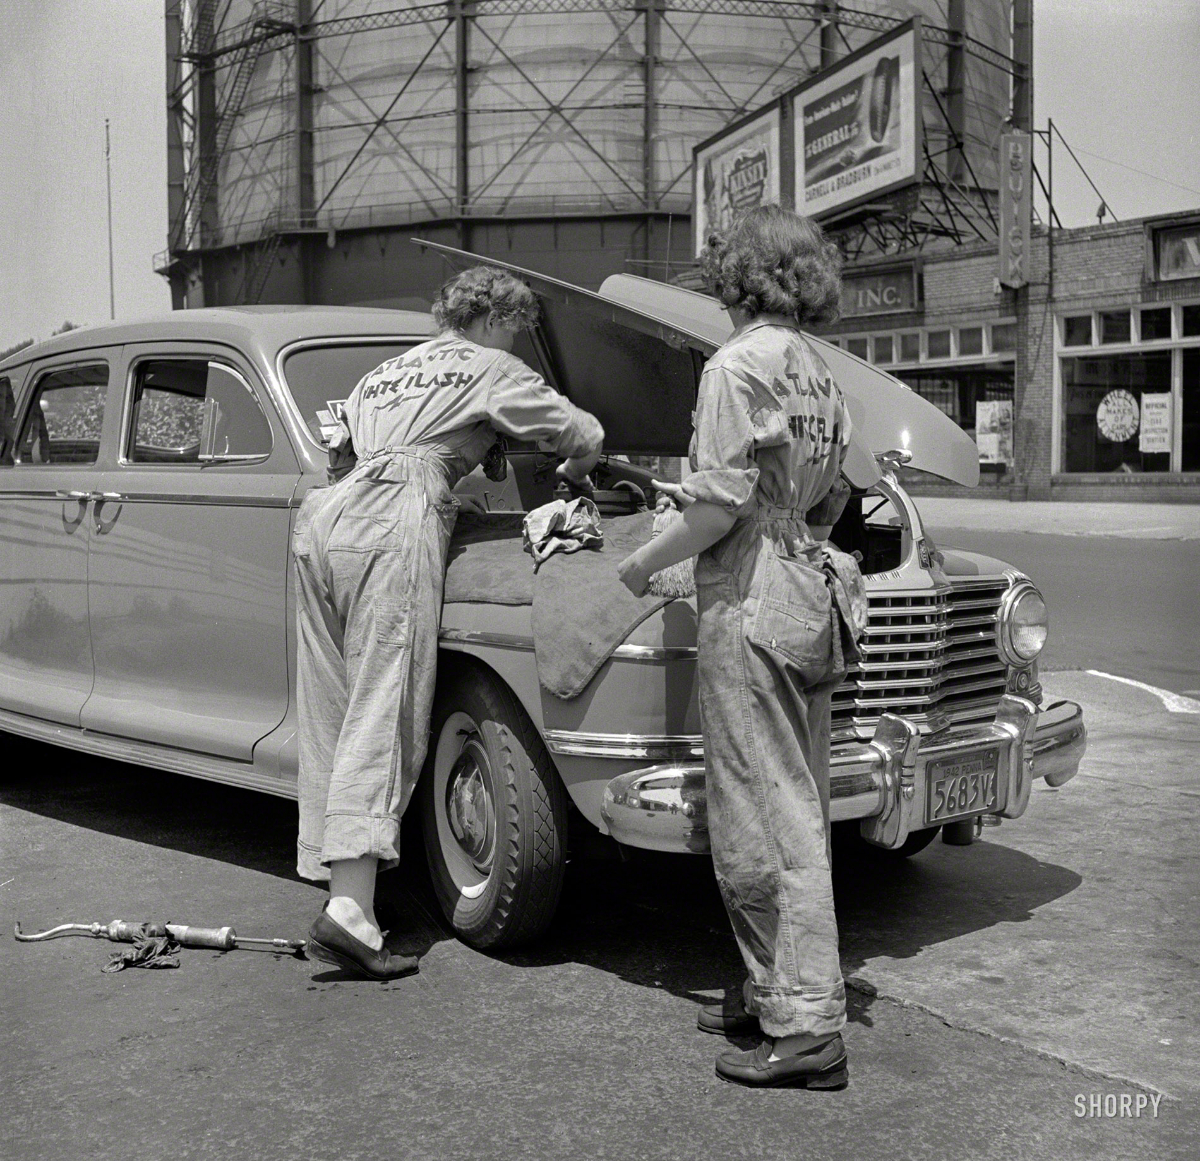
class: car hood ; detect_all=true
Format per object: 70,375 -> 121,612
415,242 -> 979,488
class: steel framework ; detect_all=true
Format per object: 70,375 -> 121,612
160,0 -> 1022,300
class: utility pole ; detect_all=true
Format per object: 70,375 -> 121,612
105,119 -> 116,320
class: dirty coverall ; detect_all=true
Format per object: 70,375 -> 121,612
294,334 -> 603,882
681,315 -> 859,1041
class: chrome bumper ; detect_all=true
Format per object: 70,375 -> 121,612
599,696 -> 1086,854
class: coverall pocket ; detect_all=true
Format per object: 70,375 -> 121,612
749,551 -> 834,687
373,596 -> 411,647
328,478 -> 410,552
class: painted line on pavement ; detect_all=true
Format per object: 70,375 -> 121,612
1085,670 -> 1200,714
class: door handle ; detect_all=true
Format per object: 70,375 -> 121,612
93,492 -> 124,503
55,490 -> 91,501
91,491 -> 124,535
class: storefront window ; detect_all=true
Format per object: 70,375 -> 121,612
872,335 -> 894,364
1184,349 -> 1200,472
899,333 -> 920,362
1062,352 -> 1171,473
927,330 -> 951,358
846,337 -> 869,360
1063,315 -> 1092,346
899,367 -> 1015,471
991,323 -> 1017,353
1140,307 -> 1171,341
1099,310 -> 1131,344
1182,304 -> 1200,337
958,327 -> 983,357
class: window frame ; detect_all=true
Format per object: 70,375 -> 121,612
119,352 -> 276,470
12,360 -> 111,468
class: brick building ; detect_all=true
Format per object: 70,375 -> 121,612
820,208 -> 1200,502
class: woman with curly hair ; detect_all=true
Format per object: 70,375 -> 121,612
619,205 -> 861,1088
296,265 -> 604,978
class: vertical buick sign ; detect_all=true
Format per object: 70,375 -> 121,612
791,22 -> 921,220
693,106 -> 781,254
998,132 -> 1032,288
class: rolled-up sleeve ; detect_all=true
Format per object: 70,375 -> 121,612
486,356 -> 604,459
681,362 -> 760,513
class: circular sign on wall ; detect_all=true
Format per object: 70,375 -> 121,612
1096,389 -> 1140,442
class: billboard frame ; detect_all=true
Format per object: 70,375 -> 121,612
691,101 -> 783,256
787,17 -> 924,224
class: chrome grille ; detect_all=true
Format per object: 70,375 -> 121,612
832,579 -> 1011,738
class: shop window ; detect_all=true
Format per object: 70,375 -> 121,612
846,337 -> 869,360
1099,310 -> 1131,344
872,335 -> 894,364
1182,304 -> 1200,337
1183,349 -> 1200,472
1140,307 -> 1171,341
927,330 -> 951,359
958,327 -> 983,357
898,368 -> 1015,471
1062,352 -> 1171,474
991,323 -> 1017,353
1063,315 -> 1092,346
899,333 -> 920,362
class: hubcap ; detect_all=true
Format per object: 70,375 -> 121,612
445,737 -> 496,872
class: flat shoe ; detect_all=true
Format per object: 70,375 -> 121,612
698,994 -> 759,1036
715,1035 -> 848,1089
307,908 -> 419,981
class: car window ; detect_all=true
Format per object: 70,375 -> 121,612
127,359 -> 272,463
0,375 -> 14,465
282,342 -> 416,444
15,364 -> 108,465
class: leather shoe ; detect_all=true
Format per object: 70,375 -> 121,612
307,907 -> 419,981
715,1035 -> 848,1089
697,994 -> 759,1036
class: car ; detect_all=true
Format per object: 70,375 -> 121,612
0,249 -> 1086,948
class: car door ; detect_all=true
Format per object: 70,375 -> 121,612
81,343 -> 300,761
0,354 -> 115,725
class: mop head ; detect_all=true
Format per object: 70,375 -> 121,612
646,504 -> 696,599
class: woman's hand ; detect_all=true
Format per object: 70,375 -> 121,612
556,459 -> 595,496
455,494 -> 488,515
651,478 -> 694,512
617,548 -> 654,598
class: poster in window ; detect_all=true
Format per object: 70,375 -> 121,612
1096,389 -> 1140,443
790,22 -> 921,220
1138,393 -> 1172,453
693,106 -> 781,255
975,399 -> 1013,465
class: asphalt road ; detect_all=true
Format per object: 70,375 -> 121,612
4,527 -> 1197,1160
928,529 -> 1198,694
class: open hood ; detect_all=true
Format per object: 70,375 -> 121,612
414,241 -> 980,488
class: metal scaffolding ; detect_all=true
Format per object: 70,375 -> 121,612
159,0 -> 1022,301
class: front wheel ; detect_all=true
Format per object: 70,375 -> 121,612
419,660 -> 568,949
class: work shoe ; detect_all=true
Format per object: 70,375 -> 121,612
697,993 -> 759,1036
715,1034 -> 848,1090
307,907 -> 419,981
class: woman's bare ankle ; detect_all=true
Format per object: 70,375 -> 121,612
326,895 -> 383,950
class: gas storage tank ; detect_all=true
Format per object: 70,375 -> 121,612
164,1 -> 1014,305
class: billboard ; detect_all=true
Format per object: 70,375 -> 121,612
791,21 -> 921,220
693,105 -> 781,254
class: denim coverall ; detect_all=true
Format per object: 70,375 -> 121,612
681,315 -> 854,1040
294,333 -> 603,882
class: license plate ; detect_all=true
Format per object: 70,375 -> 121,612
926,749 -> 1000,824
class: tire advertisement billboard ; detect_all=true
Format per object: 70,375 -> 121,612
791,21 -> 921,221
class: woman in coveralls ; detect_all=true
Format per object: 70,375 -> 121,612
619,206 -> 862,1088
296,267 -> 604,979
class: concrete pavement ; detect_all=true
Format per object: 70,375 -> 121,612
5,669 -> 1198,1160
916,497 -> 1200,540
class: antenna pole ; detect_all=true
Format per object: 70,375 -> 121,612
105,119 -> 115,320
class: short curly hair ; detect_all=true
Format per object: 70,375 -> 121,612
431,265 -> 541,333
699,204 -> 842,326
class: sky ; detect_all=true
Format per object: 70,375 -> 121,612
1,0 -> 1198,352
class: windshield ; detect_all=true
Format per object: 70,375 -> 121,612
282,342 -> 417,444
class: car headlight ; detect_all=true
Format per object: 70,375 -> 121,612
998,582 -> 1048,663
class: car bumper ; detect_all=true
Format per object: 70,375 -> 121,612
599,695 -> 1086,854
